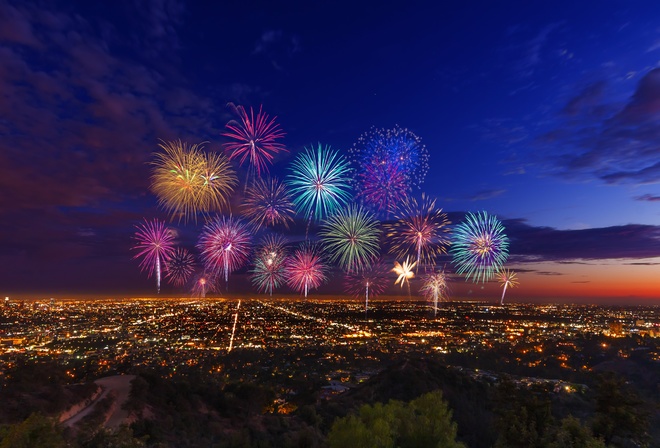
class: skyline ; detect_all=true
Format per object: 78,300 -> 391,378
1,1 -> 659,302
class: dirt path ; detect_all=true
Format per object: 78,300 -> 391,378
61,375 -> 136,428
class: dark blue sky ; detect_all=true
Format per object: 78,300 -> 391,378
1,0 -> 659,301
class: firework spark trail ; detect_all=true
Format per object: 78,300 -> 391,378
222,104 -> 287,190
498,269 -> 519,305
242,177 -> 294,230
198,216 -> 252,289
228,300 -> 241,352
150,140 -> 236,223
319,204 -> 381,274
344,261 -> 389,318
285,243 -> 328,297
132,219 -> 176,293
349,125 -> 429,213
450,211 -> 510,283
384,193 -> 450,272
420,270 -> 448,316
286,143 -> 352,234
393,257 -> 417,298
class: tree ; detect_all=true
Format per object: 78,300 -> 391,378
545,416 -> 607,448
327,390 -> 465,448
0,413 -> 66,448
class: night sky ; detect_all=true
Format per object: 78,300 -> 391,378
1,0 -> 659,303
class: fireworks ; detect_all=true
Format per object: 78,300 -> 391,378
344,261 -> 389,316
384,193 -> 451,270
191,271 -> 217,298
285,243 -> 328,297
164,248 -> 195,287
132,219 -> 176,293
349,125 -> 429,212
392,257 -> 417,297
419,270 -> 449,316
250,235 -> 288,296
150,140 -> 237,222
222,104 -> 286,185
287,143 -> 352,225
450,211 -> 509,283
498,269 -> 519,305
319,204 -> 381,274
197,216 -> 252,287
242,176 -> 295,229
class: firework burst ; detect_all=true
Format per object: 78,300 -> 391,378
242,176 -> 295,230
419,270 -> 449,316
349,125 -> 429,212
450,211 -> 509,283
319,204 -> 381,274
344,261 -> 389,316
384,193 -> 451,271
392,257 -> 417,297
165,248 -> 195,287
197,216 -> 252,287
191,271 -> 217,298
250,235 -> 288,296
498,269 -> 519,305
222,104 -> 287,187
150,140 -> 237,223
132,219 -> 176,293
287,143 -> 352,226
285,243 -> 328,297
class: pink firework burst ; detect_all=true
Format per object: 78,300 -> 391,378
165,247 -> 195,287
132,219 -> 176,293
222,104 -> 287,185
197,215 -> 253,286
285,243 -> 328,297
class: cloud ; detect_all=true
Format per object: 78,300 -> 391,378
536,271 -> 564,276
634,193 -> 660,202
504,218 -> 660,261
468,189 -> 506,201
533,68 -> 660,185
252,29 -> 301,71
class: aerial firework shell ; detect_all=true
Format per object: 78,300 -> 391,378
319,204 -> 381,274
344,260 -> 390,299
285,242 -> 328,296
222,104 -> 287,177
165,247 -> 195,287
242,176 -> 295,229
384,193 -> 451,269
150,140 -> 237,223
250,235 -> 289,295
349,125 -> 429,212
197,215 -> 253,282
450,211 -> 509,283
132,218 -> 176,292
286,143 -> 353,223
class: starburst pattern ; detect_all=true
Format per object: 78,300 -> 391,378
222,103 -> 287,182
319,204 -> 381,274
250,235 -> 288,296
384,194 -> 451,270
450,211 -> 509,283
285,243 -> 328,297
349,125 -> 429,212
197,216 -> 252,285
420,270 -> 449,316
132,219 -> 176,293
150,140 -> 237,223
242,176 -> 295,229
287,143 -> 352,224
164,248 -> 195,287
392,257 -> 417,296
498,268 -> 519,305
344,261 -> 389,315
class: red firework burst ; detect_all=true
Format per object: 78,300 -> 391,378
285,243 -> 328,297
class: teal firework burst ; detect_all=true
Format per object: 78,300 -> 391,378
250,235 -> 288,296
450,211 -> 509,283
319,204 -> 381,273
286,143 -> 352,224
